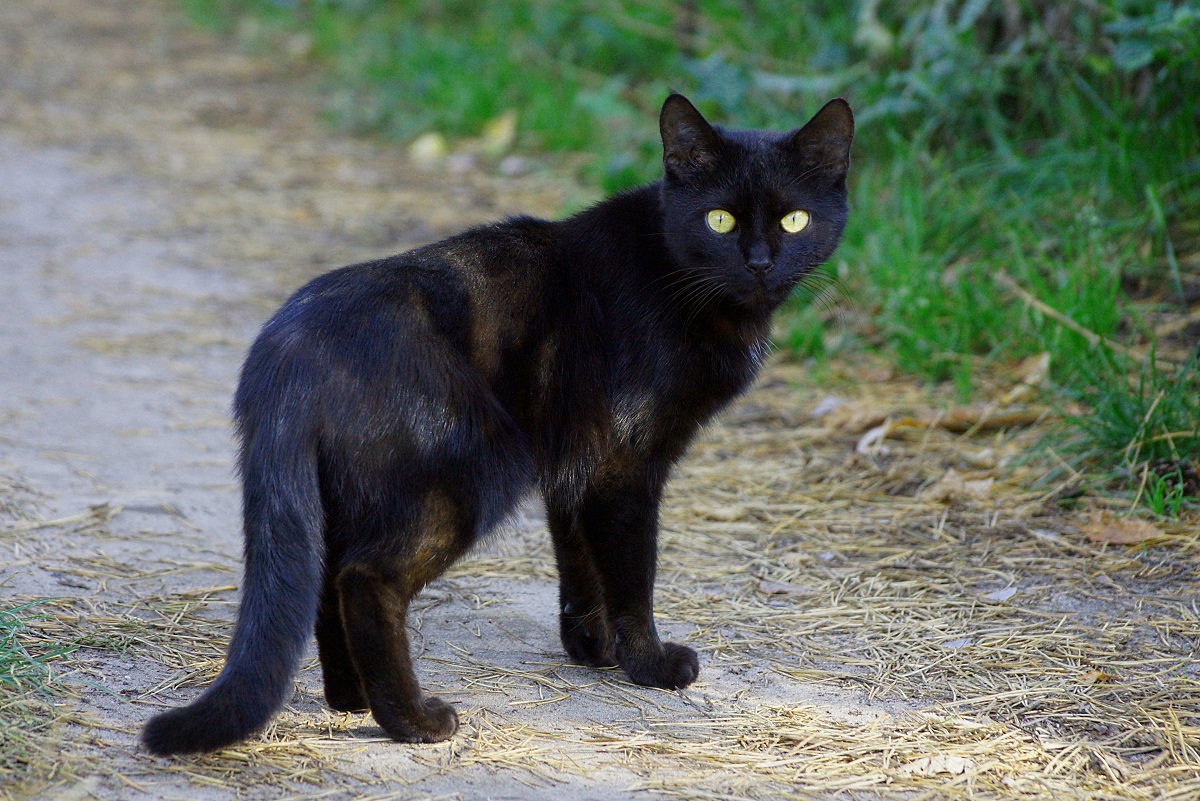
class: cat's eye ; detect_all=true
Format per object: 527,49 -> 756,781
706,209 -> 736,234
781,210 -> 810,233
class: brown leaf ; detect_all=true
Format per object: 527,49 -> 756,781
932,405 -> 1046,433
692,504 -> 748,522
1079,512 -> 1165,545
825,405 -> 889,433
1001,352 -> 1051,405
920,468 -> 995,502
898,755 -> 976,776
1080,669 -> 1120,685
757,577 -> 812,596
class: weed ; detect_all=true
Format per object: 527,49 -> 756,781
0,599 -> 75,794
1139,466 -> 1190,517
1060,348 -> 1200,504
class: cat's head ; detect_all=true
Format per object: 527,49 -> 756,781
658,93 -> 853,314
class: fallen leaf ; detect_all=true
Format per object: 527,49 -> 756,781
933,405 -> 1046,433
408,131 -> 448,168
692,504 -> 747,522
898,755 -> 976,776
983,587 -> 1017,603
810,394 -> 845,417
1001,352 -> 1051,404
757,577 -> 812,596
1080,669 -> 1120,685
1017,351 -> 1052,385
920,468 -> 995,502
855,420 -> 893,454
963,447 -> 997,468
1079,512 -> 1165,545
825,403 -> 888,433
480,110 -> 518,155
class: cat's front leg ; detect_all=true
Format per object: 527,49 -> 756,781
546,500 -> 617,668
573,465 -> 699,690
316,570 -> 369,712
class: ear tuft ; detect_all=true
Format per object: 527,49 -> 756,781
660,93 -> 722,178
786,98 -> 855,182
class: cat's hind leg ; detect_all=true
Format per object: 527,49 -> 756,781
336,488 -> 473,743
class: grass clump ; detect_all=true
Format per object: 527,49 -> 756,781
0,600 -> 75,797
1061,349 -> 1200,515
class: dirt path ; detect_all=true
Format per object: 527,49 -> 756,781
0,3 -> 868,799
3,2 -> 1197,801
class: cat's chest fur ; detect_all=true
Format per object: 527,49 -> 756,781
376,185 -> 770,496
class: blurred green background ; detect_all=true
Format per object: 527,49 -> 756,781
182,0 -> 1199,511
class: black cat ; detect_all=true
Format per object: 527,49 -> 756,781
142,93 -> 853,755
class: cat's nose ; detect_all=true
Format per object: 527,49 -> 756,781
745,255 -> 772,275
745,243 -> 772,275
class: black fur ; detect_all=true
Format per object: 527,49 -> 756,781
141,94 -> 853,755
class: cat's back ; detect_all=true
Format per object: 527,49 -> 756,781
241,217 -> 562,400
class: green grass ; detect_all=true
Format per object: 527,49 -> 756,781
179,0 -> 1199,504
1,599 -> 75,795
1059,349 -> 1200,515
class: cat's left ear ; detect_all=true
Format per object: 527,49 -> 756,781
785,98 -> 854,183
660,93 -> 723,179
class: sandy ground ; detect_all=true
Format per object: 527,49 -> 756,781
4,3 -> 1198,801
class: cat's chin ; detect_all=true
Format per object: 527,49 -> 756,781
721,283 -> 792,318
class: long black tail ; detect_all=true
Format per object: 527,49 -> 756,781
142,425 -> 323,755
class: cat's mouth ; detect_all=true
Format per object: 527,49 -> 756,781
725,275 -> 783,314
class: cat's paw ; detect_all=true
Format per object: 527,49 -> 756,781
622,642 -> 700,690
561,612 -> 617,668
374,696 -> 459,743
325,683 -> 369,713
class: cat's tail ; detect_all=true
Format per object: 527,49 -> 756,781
141,421 -> 324,756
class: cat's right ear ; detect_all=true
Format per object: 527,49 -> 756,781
785,98 -> 854,184
660,93 -> 722,179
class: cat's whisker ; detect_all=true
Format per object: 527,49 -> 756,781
784,158 -> 846,188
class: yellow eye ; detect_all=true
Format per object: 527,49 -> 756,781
781,210 -> 810,233
706,209 -> 736,234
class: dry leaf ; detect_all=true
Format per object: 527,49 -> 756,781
963,447 -> 997,468
1001,352 -> 1051,405
1079,512 -> 1165,545
855,421 -> 893,454
932,405 -> 1045,433
898,755 -> 976,776
1080,669 -> 1120,685
825,403 -> 888,433
810,394 -> 845,417
408,131 -> 448,168
757,577 -> 812,596
983,587 -> 1017,603
480,109 -> 518,155
692,504 -> 748,522
1017,351 -> 1052,385
920,469 -> 994,502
